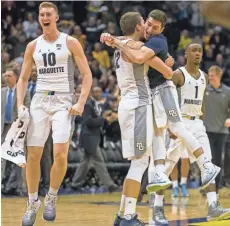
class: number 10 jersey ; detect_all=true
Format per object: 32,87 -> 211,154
33,32 -> 75,93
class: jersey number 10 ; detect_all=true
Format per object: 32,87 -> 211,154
42,53 -> 56,67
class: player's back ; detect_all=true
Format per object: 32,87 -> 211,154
144,34 -> 169,89
33,32 -> 75,93
178,66 -> 206,117
114,48 -> 152,110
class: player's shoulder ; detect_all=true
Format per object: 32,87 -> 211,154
66,35 -> 82,50
173,68 -> 184,76
25,38 -> 39,54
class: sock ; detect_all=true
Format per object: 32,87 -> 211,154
118,194 -> 126,216
154,194 -> 164,207
172,180 -> 178,188
206,192 -> 217,206
124,197 -> 137,216
48,187 -> 58,196
28,192 -> 38,202
196,154 -> 211,170
155,164 -> 165,174
181,177 -> 187,185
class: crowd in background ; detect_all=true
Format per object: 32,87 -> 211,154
1,1 -> 230,197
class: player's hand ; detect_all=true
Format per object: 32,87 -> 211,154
102,110 -> 112,118
69,103 -> 84,116
165,55 -> 175,67
168,129 -> 177,140
224,118 -> 230,127
100,33 -> 114,46
17,105 -> 29,118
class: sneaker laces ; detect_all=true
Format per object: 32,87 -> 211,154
45,195 -> 57,211
156,207 -> 166,220
24,201 -> 38,218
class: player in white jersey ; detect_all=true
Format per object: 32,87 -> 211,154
153,43 -> 230,225
101,12 -> 173,226
16,2 -> 92,226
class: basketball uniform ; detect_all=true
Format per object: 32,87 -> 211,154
167,66 -> 212,163
27,32 -> 75,147
114,47 -> 153,159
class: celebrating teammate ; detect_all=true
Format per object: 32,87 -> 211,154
16,2 -> 92,226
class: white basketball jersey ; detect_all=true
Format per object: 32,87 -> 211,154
33,32 -> 75,93
178,67 -> 206,116
114,47 -> 152,110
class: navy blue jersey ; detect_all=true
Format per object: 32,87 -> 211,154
144,34 -> 169,89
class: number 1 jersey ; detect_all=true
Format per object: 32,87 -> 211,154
178,66 -> 206,117
33,32 -> 75,93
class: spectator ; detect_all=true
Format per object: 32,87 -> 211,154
23,12 -> 38,40
12,34 -> 27,60
204,65 -> 230,192
92,42 -> 111,69
28,65 -> 37,99
85,16 -> 100,44
177,30 -> 192,51
90,59 -> 103,80
72,25 -> 87,50
1,68 -> 30,196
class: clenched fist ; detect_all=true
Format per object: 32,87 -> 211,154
69,103 -> 84,116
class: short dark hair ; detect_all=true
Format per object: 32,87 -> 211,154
120,12 -> 142,35
148,9 -> 167,27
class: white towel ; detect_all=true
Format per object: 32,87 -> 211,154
1,108 -> 30,167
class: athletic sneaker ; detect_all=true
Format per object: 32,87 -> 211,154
120,214 -> 145,226
181,184 -> 189,197
22,199 -> 41,226
172,186 -> 179,197
43,193 -> 57,222
201,163 -> 220,190
147,172 -> 172,193
114,214 -> 122,226
150,206 -> 168,225
207,201 -> 230,221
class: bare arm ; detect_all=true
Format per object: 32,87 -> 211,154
67,37 -> 92,111
17,41 -> 36,108
171,69 -> 185,88
113,38 -> 155,64
145,57 -> 173,79
200,73 -> 209,120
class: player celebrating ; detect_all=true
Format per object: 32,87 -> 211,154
103,12 -> 173,226
154,43 -> 230,225
17,2 -> 92,226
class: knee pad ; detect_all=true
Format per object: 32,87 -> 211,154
126,155 -> 149,183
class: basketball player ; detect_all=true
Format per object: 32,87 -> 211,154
101,10 -> 220,196
153,43 -> 230,225
104,12 -> 174,226
16,2 -> 92,226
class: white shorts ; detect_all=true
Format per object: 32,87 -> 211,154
167,118 -> 212,163
118,104 -> 153,159
27,93 -> 73,147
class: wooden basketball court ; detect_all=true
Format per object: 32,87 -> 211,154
2,188 -> 230,226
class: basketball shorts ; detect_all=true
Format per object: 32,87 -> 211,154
167,118 -> 212,163
27,93 -> 74,147
118,104 -> 153,159
151,80 -> 182,128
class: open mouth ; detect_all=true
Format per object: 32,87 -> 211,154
43,23 -> 50,27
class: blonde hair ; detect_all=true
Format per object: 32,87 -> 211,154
39,2 -> 58,14
209,65 -> 223,78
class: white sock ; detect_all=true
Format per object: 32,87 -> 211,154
124,197 -> 137,215
154,194 -> 164,207
172,180 -> 178,188
118,194 -> 126,216
48,187 -> 58,196
155,164 -> 165,174
28,192 -> 38,202
206,192 -> 217,206
181,177 -> 187,185
196,154 -> 211,170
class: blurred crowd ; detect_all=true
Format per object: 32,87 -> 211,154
1,1 -> 230,196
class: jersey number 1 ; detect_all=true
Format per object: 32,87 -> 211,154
42,53 -> 56,67
195,86 -> 198,98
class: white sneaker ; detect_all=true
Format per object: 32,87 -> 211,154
201,163 -> 220,190
146,172 -> 172,193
